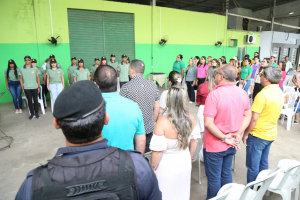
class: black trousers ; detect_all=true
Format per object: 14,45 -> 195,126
24,89 -> 39,115
120,82 -> 128,88
197,78 -> 206,87
186,81 -> 195,102
145,132 -> 153,153
253,83 -> 264,101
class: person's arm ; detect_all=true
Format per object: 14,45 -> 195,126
134,134 -> 146,156
189,114 -> 198,158
36,74 -> 40,94
151,118 -> 166,173
234,109 -> 252,148
20,76 -> 25,94
158,107 -> 164,117
244,73 -> 252,82
68,73 -> 71,84
87,75 -> 90,81
181,68 -> 184,79
47,75 -> 50,92
204,117 -> 238,147
61,75 -> 65,90
242,112 -> 260,146
292,74 -> 299,87
5,76 -> 9,92
74,76 -> 77,83
90,72 -> 93,81
153,100 -> 160,122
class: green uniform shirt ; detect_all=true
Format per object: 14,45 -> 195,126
108,61 -> 119,72
19,65 -> 39,89
73,67 -> 90,82
173,60 -> 185,73
118,62 -> 130,82
46,63 -> 62,70
241,65 -> 253,80
37,67 -> 45,84
46,68 -> 64,84
67,65 -> 77,84
272,62 -> 278,67
90,65 -> 100,76
4,68 -> 20,81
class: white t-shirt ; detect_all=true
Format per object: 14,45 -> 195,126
42,63 -> 47,70
159,90 -> 168,110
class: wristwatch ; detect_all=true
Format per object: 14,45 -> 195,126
221,135 -> 226,142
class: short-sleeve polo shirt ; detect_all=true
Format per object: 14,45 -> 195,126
108,61 -> 119,72
4,68 -> 20,81
118,62 -> 130,82
37,67 -> 45,84
67,65 -> 77,84
73,67 -> 90,82
272,62 -> 278,67
102,92 -> 145,150
90,65 -> 99,75
46,68 -> 64,84
241,65 -> 253,80
250,84 -> 284,141
19,65 -> 39,89
173,60 -> 185,73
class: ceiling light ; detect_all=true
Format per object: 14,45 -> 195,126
289,12 -> 294,15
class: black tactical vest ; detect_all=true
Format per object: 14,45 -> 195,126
31,147 -> 139,200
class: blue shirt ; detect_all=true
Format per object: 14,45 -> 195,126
102,92 -> 145,150
15,140 -> 161,200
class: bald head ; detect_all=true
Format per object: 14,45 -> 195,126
219,64 -> 237,82
94,65 -> 118,92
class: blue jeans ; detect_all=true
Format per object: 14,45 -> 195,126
8,81 -> 22,109
49,83 -> 63,105
246,134 -> 273,183
280,87 -> 283,91
243,80 -> 251,92
203,147 -> 237,199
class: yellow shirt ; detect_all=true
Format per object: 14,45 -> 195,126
250,84 -> 284,141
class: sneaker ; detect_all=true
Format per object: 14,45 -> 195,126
15,110 -> 19,114
294,121 -> 298,124
189,101 -> 193,103
29,114 -> 35,120
44,106 -> 47,109
36,113 -> 40,119
18,109 -> 22,114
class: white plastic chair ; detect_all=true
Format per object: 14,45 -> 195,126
50,93 -> 54,113
217,167 -> 280,200
209,185 -> 232,200
40,85 -> 47,108
37,85 -> 45,115
192,137 -> 203,184
254,159 -> 300,200
280,92 -> 300,130
22,96 -> 27,108
284,86 -> 296,93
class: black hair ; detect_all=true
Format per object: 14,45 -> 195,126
255,52 -> 259,55
94,65 -> 118,93
254,56 -> 260,60
130,59 -> 145,74
127,57 -> 130,63
58,105 -> 106,144
178,54 -> 183,60
221,56 -> 227,64
212,59 -> 219,66
7,61 -> 18,79
200,56 -> 207,68
168,71 -> 181,86
195,56 -> 200,66
244,58 -> 251,64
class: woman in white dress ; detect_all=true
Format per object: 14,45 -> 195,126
150,85 -> 200,200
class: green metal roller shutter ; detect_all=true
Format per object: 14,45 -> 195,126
67,9 -> 134,70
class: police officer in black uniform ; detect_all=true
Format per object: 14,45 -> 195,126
15,80 -> 162,200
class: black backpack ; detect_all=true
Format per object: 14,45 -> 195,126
31,147 -> 139,200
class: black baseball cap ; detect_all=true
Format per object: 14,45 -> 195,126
111,54 -> 115,57
31,59 -> 37,63
53,80 -> 105,121
78,59 -> 84,63
95,58 -> 100,61
101,57 -> 106,61
24,55 -> 31,60
122,54 -> 127,58
50,54 -> 55,59
8,59 -> 15,64
244,54 -> 250,59
50,59 -> 57,63
71,57 -> 77,60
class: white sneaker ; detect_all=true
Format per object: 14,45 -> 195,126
15,110 -> 19,114
189,101 -> 193,103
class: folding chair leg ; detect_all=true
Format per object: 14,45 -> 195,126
281,114 -> 285,124
233,154 -> 236,172
287,116 -> 292,131
40,102 -> 45,115
198,157 -> 201,184
294,185 -> 299,200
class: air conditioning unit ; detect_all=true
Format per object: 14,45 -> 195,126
245,34 -> 256,44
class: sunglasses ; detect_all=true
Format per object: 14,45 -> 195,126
25,59 -> 31,61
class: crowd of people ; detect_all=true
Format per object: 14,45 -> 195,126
2,52 -> 298,199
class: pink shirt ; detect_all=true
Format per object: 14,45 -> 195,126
203,83 -> 250,152
197,64 -> 209,78
279,71 -> 286,88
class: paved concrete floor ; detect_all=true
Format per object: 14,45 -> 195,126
0,87 -> 300,200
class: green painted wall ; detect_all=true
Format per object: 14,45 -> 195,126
0,0 -> 260,103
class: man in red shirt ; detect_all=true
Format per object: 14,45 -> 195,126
203,65 -> 252,199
